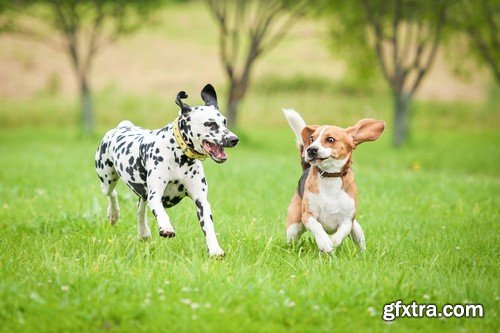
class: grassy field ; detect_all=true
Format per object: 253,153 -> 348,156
0,91 -> 499,332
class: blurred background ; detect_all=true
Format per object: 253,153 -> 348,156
0,0 -> 497,146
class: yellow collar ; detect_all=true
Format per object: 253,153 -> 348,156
172,117 -> 206,160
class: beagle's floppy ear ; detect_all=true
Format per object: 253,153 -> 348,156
347,118 -> 385,146
175,91 -> 192,114
300,125 -> 320,147
201,84 -> 218,108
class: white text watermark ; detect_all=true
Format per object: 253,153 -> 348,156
382,300 -> 484,321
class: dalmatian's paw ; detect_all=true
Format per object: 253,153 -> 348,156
107,207 -> 120,225
208,246 -> 225,258
139,233 -> 151,242
159,227 -> 176,238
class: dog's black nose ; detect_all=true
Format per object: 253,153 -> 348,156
226,136 -> 239,147
307,146 -> 318,157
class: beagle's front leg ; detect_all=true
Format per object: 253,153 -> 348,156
303,213 -> 333,253
330,219 -> 352,248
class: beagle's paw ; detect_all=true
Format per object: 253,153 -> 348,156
316,235 -> 334,253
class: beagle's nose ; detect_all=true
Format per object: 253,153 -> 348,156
307,146 -> 318,157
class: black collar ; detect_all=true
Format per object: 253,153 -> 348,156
317,166 -> 350,178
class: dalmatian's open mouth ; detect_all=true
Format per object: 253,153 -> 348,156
202,141 -> 227,163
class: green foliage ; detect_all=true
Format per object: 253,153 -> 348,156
0,0 -> 7,31
12,0 -> 165,43
323,0 -> 448,87
445,0 -> 499,82
322,0 -> 499,84
322,1 -> 379,84
0,0 -> 24,33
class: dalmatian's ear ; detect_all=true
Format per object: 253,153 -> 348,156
201,84 -> 218,108
176,91 -> 191,114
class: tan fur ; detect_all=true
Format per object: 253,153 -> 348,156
341,169 -> 358,216
347,118 -> 385,145
301,205 -> 314,224
304,166 -> 319,194
321,126 -> 354,159
285,193 -> 302,229
300,125 -> 320,148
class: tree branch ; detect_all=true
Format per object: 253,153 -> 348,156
53,3 -> 81,78
482,0 -> 498,50
258,1 -> 308,56
467,26 -> 500,81
206,0 -> 238,81
363,0 -> 394,88
399,19 -> 415,71
392,0 -> 402,90
409,6 -> 446,97
7,27 -> 64,53
82,3 -> 105,76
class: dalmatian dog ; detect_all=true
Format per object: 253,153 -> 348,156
94,84 -> 238,257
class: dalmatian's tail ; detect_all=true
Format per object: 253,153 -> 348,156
117,120 -> 134,128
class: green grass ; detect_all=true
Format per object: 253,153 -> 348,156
0,119 -> 498,331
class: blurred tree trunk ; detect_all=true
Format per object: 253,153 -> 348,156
65,22 -> 95,133
393,90 -> 410,147
227,84 -> 243,129
80,76 -> 93,133
205,0 -> 307,129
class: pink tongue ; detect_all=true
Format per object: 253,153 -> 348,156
204,142 -> 226,159
212,145 -> 226,158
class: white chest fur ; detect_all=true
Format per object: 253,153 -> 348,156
305,177 -> 355,234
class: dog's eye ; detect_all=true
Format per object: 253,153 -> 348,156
204,121 -> 218,129
326,137 -> 335,143
310,135 -> 314,142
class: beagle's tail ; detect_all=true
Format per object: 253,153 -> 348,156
283,109 -> 309,170
283,108 -> 306,149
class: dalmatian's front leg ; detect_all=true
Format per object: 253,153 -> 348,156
146,185 -> 176,238
185,169 -> 224,257
194,196 -> 224,257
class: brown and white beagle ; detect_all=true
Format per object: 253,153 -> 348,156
283,109 -> 385,253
